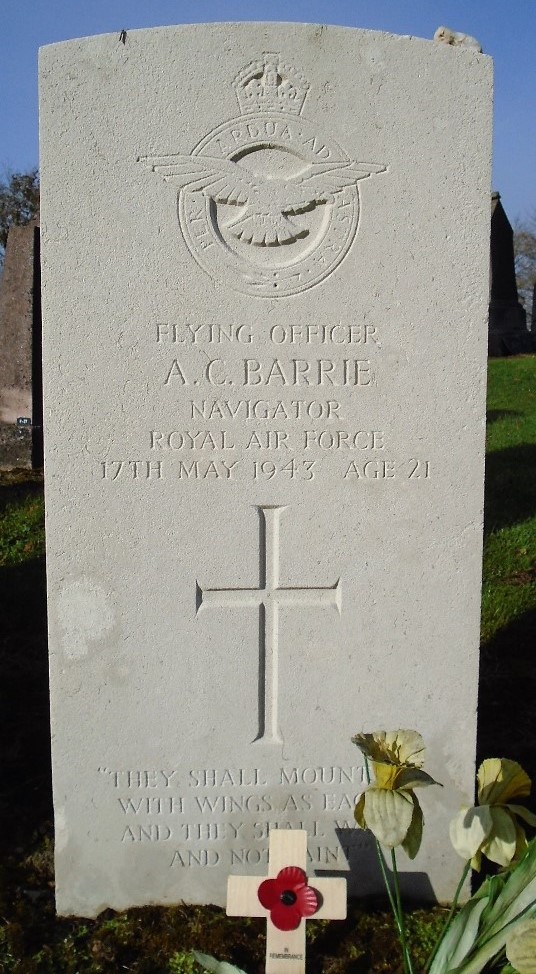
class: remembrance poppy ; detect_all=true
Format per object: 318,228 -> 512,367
258,866 -> 320,931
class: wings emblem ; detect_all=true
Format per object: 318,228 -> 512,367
142,154 -> 386,246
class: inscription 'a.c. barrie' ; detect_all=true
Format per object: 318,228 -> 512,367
163,357 -> 373,386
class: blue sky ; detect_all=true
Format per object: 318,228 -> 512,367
2,0 -> 535,223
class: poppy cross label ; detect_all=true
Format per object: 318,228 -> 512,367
226,829 -> 347,974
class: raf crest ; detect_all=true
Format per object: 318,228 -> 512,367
140,53 -> 387,297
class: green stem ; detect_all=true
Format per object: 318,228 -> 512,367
390,848 -> 414,974
363,760 -> 413,974
424,860 -> 471,974
375,835 -> 399,920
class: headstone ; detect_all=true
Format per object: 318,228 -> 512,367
488,192 -> 535,356
0,221 -> 43,468
39,23 -> 493,917
227,829 -> 346,974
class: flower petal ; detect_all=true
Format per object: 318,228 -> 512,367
506,918 -> 536,974
480,807 -> 517,866
276,866 -> 307,891
296,884 -> 320,917
372,762 -> 399,790
477,758 -> 531,805
394,730 -> 426,767
401,795 -> 423,860
507,804 -> 536,828
449,805 -> 493,860
352,732 -> 390,763
363,787 -> 414,848
258,878 -> 279,909
395,767 -> 442,790
354,793 -> 366,829
270,903 -> 302,931
513,822 -> 529,863
352,730 -> 426,768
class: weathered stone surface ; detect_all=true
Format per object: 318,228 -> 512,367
40,23 -> 492,917
0,222 -> 41,468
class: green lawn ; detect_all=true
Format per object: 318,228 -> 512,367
482,357 -> 536,642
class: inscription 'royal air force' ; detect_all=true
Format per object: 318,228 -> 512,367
140,53 -> 386,296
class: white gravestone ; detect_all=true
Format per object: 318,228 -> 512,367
39,23 -> 492,917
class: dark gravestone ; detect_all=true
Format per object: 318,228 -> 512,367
488,192 -> 535,356
0,222 -> 43,468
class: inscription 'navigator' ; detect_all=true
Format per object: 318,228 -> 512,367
141,53 -> 386,296
197,506 -> 341,744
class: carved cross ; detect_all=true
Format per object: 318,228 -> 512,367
197,506 -> 341,744
227,829 -> 346,974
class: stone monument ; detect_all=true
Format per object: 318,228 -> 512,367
0,221 -> 42,468
488,192 -> 535,356
39,23 -> 493,917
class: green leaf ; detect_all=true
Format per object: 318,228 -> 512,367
428,893 -> 490,974
363,787 -> 414,848
193,952 -> 221,974
506,918 -> 536,973
192,952 -> 248,974
401,795 -> 423,859
478,837 -> 536,941
432,839 -> 536,974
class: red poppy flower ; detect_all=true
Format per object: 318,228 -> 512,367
258,866 -> 320,931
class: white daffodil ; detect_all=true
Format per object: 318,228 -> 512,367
352,730 -> 441,858
506,918 -> 536,974
450,758 -> 536,870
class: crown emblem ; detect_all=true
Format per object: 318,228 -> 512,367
233,53 -> 310,116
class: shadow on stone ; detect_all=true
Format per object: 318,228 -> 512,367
315,829 -> 436,904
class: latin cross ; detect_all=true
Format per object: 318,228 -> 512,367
197,505 -> 341,743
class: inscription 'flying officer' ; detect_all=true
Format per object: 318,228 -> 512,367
145,155 -> 386,246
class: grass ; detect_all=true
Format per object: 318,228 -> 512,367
0,356 -> 535,973
477,356 -> 536,782
482,357 -> 536,640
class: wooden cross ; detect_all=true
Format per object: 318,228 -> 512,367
227,829 -> 347,974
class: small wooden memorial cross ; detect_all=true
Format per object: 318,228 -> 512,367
227,830 -> 347,974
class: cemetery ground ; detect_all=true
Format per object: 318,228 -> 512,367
0,356 -> 535,974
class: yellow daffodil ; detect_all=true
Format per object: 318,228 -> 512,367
352,730 -> 441,858
450,758 -> 536,870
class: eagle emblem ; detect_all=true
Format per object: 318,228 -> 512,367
146,154 -> 385,247
141,54 -> 387,296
